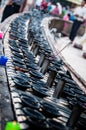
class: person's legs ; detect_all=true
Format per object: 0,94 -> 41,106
12,3 -> 20,13
1,5 -> 13,22
1,4 -> 20,22
82,52 -> 86,59
69,20 -> 83,42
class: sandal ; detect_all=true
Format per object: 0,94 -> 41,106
82,52 -> 86,59
73,44 -> 83,50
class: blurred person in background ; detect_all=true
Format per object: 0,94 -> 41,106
63,13 -> 70,21
62,6 -> 66,17
63,13 -> 70,28
40,0 -> 48,12
56,2 -> 62,15
49,4 -> 59,16
1,0 -> 27,22
47,1 -> 52,12
69,13 -> 75,21
69,0 -> 86,44
35,0 -> 42,9
24,0 -> 35,11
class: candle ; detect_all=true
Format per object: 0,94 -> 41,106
5,121 -> 21,130
0,55 -> 8,66
0,31 -> 3,39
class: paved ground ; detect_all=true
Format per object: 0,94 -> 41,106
0,40 -> 14,130
54,37 -> 86,84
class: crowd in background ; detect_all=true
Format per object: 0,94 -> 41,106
35,0 -> 75,21
35,0 -> 86,58
0,0 -> 77,22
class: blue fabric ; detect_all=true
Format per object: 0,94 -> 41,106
70,14 -> 75,21
47,5 -> 52,12
46,0 -> 50,2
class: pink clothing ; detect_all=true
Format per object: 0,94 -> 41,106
51,7 -> 59,16
63,15 -> 69,21
63,14 -> 70,28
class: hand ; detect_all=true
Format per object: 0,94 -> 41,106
83,19 -> 86,26
80,16 -> 84,19
75,14 -> 79,17
7,0 -> 13,5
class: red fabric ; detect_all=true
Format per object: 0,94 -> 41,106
41,1 -> 48,9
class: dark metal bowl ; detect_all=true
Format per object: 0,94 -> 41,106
40,100 -> 61,118
21,95 -> 40,109
32,84 -> 50,98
